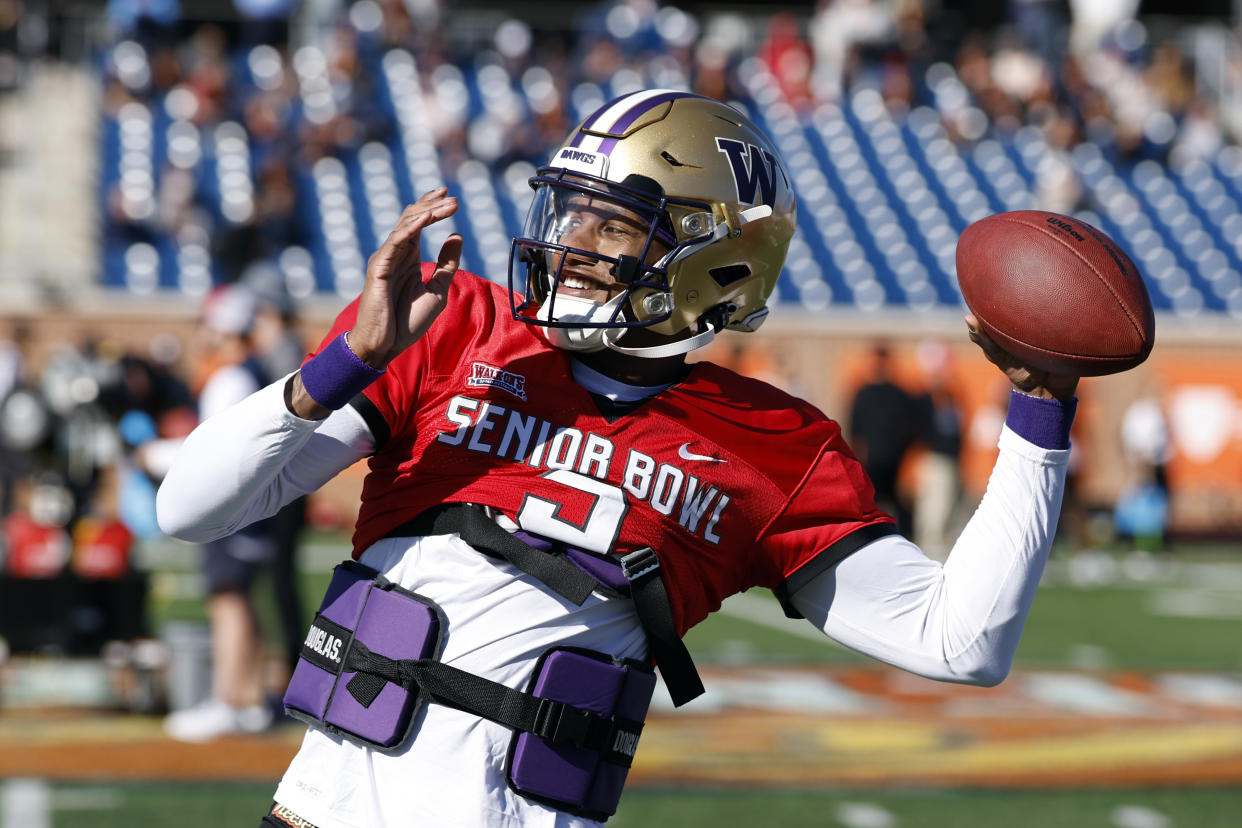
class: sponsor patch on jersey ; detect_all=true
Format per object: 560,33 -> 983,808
468,362 -> 528,401
552,146 -> 609,178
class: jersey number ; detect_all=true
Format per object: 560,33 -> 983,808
516,469 -> 628,554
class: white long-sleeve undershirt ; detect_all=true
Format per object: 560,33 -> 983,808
791,425 -> 1066,686
156,374 -> 1068,687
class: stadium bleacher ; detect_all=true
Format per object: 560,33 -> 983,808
93,7 -> 1242,319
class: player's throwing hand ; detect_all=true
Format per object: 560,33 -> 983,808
350,187 -> 463,369
966,314 -> 1078,402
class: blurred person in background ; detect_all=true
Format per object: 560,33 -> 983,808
0,318 -> 34,517
164,284 -> 278,741
809,0 -> 897,103
1009,0 -> 1070,83
1115,382 -> 1172,554
106,344 -> 194,543
245,263 -> 311,676
912,339 -> 964,562
234,0 -> 295,47
105,0 -> 181,48
849,341 -> 919,536
0,317 -> 29,404
758,12 -> 814,111
158,90 -> 1081,827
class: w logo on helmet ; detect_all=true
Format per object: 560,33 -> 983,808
715,137 -> 781,207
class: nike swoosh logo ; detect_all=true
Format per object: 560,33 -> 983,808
678,442 -> 726,463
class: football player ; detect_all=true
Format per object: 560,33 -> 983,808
158,90 -> 1078,828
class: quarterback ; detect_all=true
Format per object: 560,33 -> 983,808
158,90 -> 1078,827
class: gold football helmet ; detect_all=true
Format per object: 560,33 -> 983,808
509,90 -> 797,357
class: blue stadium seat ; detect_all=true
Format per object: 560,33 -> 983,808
96,27 -> 1242,320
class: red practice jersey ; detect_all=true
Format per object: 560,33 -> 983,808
312,269 -> 895,634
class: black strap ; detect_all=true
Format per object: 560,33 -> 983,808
344,641 -> 641,766
392,505 -> 598,605
389,504 -> 705,708
620,548 -> 704,707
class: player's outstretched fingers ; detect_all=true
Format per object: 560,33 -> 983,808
353,191 -> 459,368
391,187 -> 453,233
373,192 -> 459,283
428,234 -> 464,298
403,234 -> 464,343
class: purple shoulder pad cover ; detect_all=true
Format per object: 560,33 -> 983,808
283,559 -> 445,752
507,648 -> 656,820
1006,389 -> 1077,450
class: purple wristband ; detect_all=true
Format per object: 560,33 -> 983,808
1005,389 -> 1077,450
300,332 -> 385,410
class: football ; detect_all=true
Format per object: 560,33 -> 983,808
955,210 -> 1155,377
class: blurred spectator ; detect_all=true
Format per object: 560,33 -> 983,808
72,466 -> 136,580
182,24 -> 231,126
3,475 -> 72,578
164,285 -> 277,741
809,0 -> 897,102
245,262 -> 304,379
1067,0 -> 1138,58
759,12 -> 814,111
213,161 -> 305,281
912,340 -> 963,561
115,409 -> 163,541
234,0 -> 295,47
0,317 -> 30,413
1170,99 -> 1225,166
1116,385 -> 1173,553
105,0 -> 181,48
691,39 -> 732,101
0,318 -> 34,516
0,0 -> 19,90
849,342 -> 919,536
1008,0 -> 1069,77
244,263 -> 310,673
1035,106 -> 1084,212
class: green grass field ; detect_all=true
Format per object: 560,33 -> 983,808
107,541 -> 1242,828
150,541 -> 1242,673
685,548 -> 1242,672
34,782 -> 1242,827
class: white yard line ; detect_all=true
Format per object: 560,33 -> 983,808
1110,804 -> 1171,828
2,780 -> 49,828
836,801 -> 898,828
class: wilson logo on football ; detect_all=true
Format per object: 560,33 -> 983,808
467,362 -> 528,401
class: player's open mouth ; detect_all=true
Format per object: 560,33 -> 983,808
557,273 -> 615,298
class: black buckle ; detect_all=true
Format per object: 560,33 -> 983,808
535,698 -> 596,747
620,547 -> 659,583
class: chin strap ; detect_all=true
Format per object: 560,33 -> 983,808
602,299 -> 738,359
600,324 -> 718,359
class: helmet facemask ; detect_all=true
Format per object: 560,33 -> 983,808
510,170 -> 713,354
508,90 -> 797,358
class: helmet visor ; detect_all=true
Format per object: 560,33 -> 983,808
509,171 -> 679,330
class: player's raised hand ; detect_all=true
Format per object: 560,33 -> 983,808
349,188 -> 463,368
966,314 -> 1078,402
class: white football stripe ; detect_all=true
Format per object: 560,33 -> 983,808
576,88 -> 678,152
